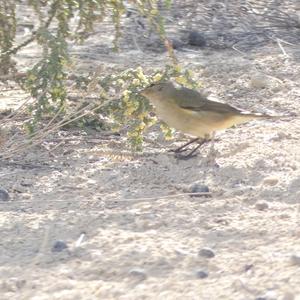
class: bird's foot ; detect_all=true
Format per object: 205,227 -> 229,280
169,147 -> 189,154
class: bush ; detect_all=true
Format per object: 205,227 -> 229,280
0,0 -> 196,150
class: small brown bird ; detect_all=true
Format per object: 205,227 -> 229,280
141,81 -> 279,158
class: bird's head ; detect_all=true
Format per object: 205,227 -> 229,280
140,81 -> 174,100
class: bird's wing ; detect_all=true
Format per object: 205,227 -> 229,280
172,86 -> 242,115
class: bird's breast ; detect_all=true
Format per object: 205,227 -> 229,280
153,101 -> 214,138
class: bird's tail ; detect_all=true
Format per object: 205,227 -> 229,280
240,112 -> 285,120
232,111 -> 288,126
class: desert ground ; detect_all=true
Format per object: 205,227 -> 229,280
1,1 -> 300,300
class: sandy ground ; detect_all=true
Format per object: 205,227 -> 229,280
1,2 -> 300,300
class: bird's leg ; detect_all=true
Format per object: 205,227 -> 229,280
171,137 -> 200,153
175,139 -> 208,160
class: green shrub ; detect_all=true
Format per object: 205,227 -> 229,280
0,0 -> 197,149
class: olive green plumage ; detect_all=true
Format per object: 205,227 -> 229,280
141,81 -> 277,139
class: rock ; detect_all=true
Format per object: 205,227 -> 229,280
263,177 -> 279,186
52,240 -> 68,252
0,188 -> 9,201
189,183 -> 210,197
188,31 -> 206,47
195,270 -> 209,279
198,247 -> 215,258
290,254 -> 300,265
244,264 -> 254,272
128,268 -> 147,281
255,201 -> 269,211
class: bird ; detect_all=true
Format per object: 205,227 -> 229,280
140,81 -> 280,159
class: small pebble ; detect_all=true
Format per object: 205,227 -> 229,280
255,201 -> 269,211
52,240 -> 68,252
195,270 -> 208,279
244,264 -> 254,272
189,183 -> 210,197
0,188 -> 9,201
198,247 -> 215,258
290,254 -> 300,265
188,31 -> 206,47
128,268 -> 147,281
263,177 -> 279,186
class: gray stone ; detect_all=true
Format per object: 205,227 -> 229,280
195,270 -> 209,279
255,201 -> 269,211
198,247 -> 215,258
0,188 -> 9,201
52,240 -> 68,252
189,183 -> 210,197
290,254 -> 300,265
188,31 -> 206,47
128,268 -> 147,281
